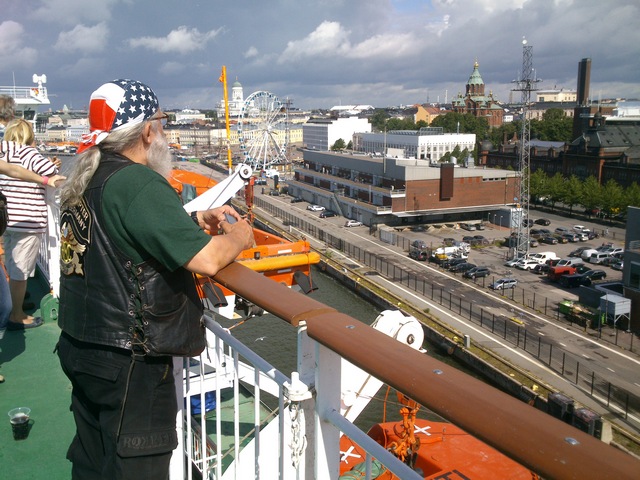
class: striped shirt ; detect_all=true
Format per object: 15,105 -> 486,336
0,141 -> 58,233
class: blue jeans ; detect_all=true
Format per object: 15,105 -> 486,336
0,264 -> 11,332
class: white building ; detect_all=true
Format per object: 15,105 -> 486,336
303,116 -> 371,151
329,105 -> 374,116
353,127 -> 476,164
174,109 -> 206,124
216,79 -> 245,119
535,89 -> 577,103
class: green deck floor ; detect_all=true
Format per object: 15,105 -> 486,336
0,273 -> 74,479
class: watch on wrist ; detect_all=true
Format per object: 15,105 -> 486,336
190,211 -> 199,225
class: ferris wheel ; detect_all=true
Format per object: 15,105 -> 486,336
237,91 -> 288,170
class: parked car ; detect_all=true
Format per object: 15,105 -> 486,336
319,210 -> 336,218
411,225 -> 426,232
504,256 -> 524,267
411,240 -> 427,249
475,223 -> 486,230
532,263 -> 550,275
529,238 -> 539,248
449,262 -> 476,273
553,234 -> 568,244
530,228 -> 543,237
523,218 -> 534,227
559,274 -> 592,288
555,227 -> 570,235
307,204 -> 325,211
534,218 -> 551,226
573,225 -> 591,233
589,252 -> 612,264
489,278 -> 518,290
562,233 -> 579,243
290,197 -> 304,203
460,223 -> 476,231
463,266 -> 491,279
538,228 -> 552,235
540,235 -> 558,245
443,237 -> 456,246
345,219 -> 363,227
473,235 -> 489,245
611,260 -> 624,271
443,257 -> 468,270
583,269 -> 607,281
409,249 -> 428,261
569,246 -> 591,257
515,259 -> 539,270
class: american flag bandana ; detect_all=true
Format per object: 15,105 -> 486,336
77,79 -> 159,154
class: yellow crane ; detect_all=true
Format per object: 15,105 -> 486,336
218,66 -> 233,174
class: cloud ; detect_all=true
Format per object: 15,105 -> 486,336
159,61 -> 186,76
54,23 -> 109,53
31,0 -> 116,25
128,26 -> 223,54
244,46 -> 259,59
279,21 -> 351,63
0,21 -> 38,68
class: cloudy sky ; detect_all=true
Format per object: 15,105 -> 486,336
2,0 -> 638,112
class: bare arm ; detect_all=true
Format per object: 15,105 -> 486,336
0,160 -> 65,186
1,141 -> 65,186
183,205 -> 255,276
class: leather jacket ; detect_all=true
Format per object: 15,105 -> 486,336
58,154 -> 205,356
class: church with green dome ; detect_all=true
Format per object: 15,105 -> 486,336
452,61 -> 504,128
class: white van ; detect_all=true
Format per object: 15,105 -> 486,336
581,248 -> 599,261
527,251 -> 558,264
589,252 -> 611,264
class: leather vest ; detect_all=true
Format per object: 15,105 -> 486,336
58,154 -> 205,357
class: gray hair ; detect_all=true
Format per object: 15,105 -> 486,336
0,95 -> 16,124
60,121 -> 148,206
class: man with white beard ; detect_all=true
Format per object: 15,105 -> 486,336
55,79 -> 254,480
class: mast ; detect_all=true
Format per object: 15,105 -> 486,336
218,66 -> 233,174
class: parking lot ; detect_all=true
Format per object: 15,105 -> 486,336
400,213 -> 625,299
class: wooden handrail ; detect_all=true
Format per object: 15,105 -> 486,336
214,261 -> 640,479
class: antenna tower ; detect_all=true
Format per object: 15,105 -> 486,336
510,37 -> 540,259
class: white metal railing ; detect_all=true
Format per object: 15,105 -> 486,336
172,313 -> 422,480
0,85 -> 48,102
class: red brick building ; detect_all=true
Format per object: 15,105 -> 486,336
452,61 -> 504,128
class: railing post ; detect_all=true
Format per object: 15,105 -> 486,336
314,342 -> 343,479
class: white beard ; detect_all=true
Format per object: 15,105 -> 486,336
147,134 -> 173,179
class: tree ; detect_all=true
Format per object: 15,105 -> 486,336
600,179 -> 625,220
581,176 -> 602,217
562,175 -> 583,215
531,108 -> 573,142
624,182 -> 640,211
331,138 -> 346,151
430,112 -> 489,140
529,169 -> 549,204
370,109 -> 389,131
546,172 -> 565,210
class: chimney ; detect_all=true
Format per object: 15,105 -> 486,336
576,58 -> 591,107
573,58 -> 592,139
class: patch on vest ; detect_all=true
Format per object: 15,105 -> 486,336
60,199 -> 92,276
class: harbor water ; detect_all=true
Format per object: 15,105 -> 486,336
226,265 -> 475,429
